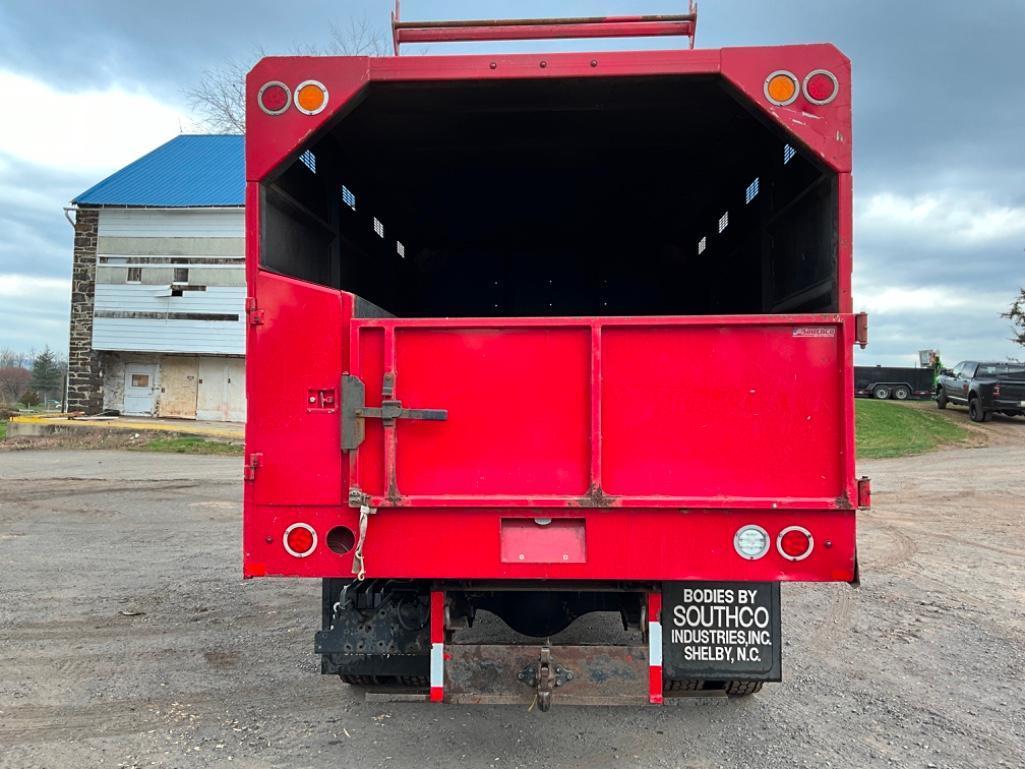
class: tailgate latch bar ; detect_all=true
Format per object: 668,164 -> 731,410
341,373 -> 448,451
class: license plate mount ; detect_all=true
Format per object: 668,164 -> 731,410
662,581 -> 782,681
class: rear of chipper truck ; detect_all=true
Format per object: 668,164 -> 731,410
242,6 -> 867,708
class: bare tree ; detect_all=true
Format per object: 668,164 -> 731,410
324,16 -> 389,57
1003,288 -> 1025,349
0,347 -> 31,369
185,17 -> 387,134
0,365 -> 31,405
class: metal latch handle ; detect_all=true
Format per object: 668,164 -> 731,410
341,373 -> 447,451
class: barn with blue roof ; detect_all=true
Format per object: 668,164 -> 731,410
67,135 -> 248,421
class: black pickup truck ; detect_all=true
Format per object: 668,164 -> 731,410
935,361 -> 1025,422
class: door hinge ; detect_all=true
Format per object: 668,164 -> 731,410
244,452 -> 263,482
246,296 -> 264,326
855,312 -> 868,349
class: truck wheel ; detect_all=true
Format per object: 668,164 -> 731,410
340,674 -> 384,686
968,397 -> 990,423
936,389 -> 947,409
893,385 -> 910,400
665,679 -> 763,696
724,681 -> 764,696
340,674 -> 429,688
665,679 -> 703,692
872,385 -> 891,400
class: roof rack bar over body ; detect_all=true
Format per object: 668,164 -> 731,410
391,2 -> 698,53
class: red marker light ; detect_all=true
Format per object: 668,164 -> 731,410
258,81 -> 291,115
283,523 -> 317,557
802,70 -> 838,105
777,526 -> 813,561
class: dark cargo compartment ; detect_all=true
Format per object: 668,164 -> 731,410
261,75 -> 838,317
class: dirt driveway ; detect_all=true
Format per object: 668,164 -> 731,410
1,434 -> 1023,769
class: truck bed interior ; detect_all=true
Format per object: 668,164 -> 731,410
261,75 -> 838,317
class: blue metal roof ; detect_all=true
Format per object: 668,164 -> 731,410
74,134 -> 244,207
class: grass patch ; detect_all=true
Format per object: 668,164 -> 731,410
132,435 -> 243,456
0,420 -> 6,440
856,400 -> 971,459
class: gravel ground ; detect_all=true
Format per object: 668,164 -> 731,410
1,435 -> 1023,769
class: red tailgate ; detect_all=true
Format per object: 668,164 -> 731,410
345,314 -> 854,510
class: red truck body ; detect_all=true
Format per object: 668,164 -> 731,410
242,17 -> 863,706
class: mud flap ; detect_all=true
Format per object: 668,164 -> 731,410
662,582 -> 782,682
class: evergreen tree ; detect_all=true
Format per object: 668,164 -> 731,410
30,347 -> 62,405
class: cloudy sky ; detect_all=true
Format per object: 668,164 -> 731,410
1,0 -> 1023,365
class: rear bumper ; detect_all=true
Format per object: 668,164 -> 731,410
991,398 -> 1025,411
244,506 -> 857,582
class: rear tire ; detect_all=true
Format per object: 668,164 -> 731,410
340,674 -> 383,686
724,680 -> 764,696
968,397 -> 990,423
665,679 -> 703,692
936,388 -> 947,409
665,679 -> 763,696
893,385 -> 910,401
872,385 -> 891,400
340,674 -> 429,688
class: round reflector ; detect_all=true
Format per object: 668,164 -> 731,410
258,81 -> 291,116
764,70 -> 799,106
734,524 -> 770,560
283,522 -> 317,558
295,80 -> 329,115
803,69 -> 839,105
777,526 -> 813,561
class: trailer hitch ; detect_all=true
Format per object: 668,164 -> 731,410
518,646 -> 573,712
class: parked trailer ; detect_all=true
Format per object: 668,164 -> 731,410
242,8 -> 867,709
855,365 -> 934,400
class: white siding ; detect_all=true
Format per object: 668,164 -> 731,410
98,209 -> 244,238
93,284 -> 245,355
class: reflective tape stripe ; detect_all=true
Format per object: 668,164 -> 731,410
647,592 -> 664,705
430,643 -> 444,688
649,665 -> 664,705
648,620 -> 663,666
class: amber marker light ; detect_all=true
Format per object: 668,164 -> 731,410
295,80 -> 329,115
764,70 -> 799,106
